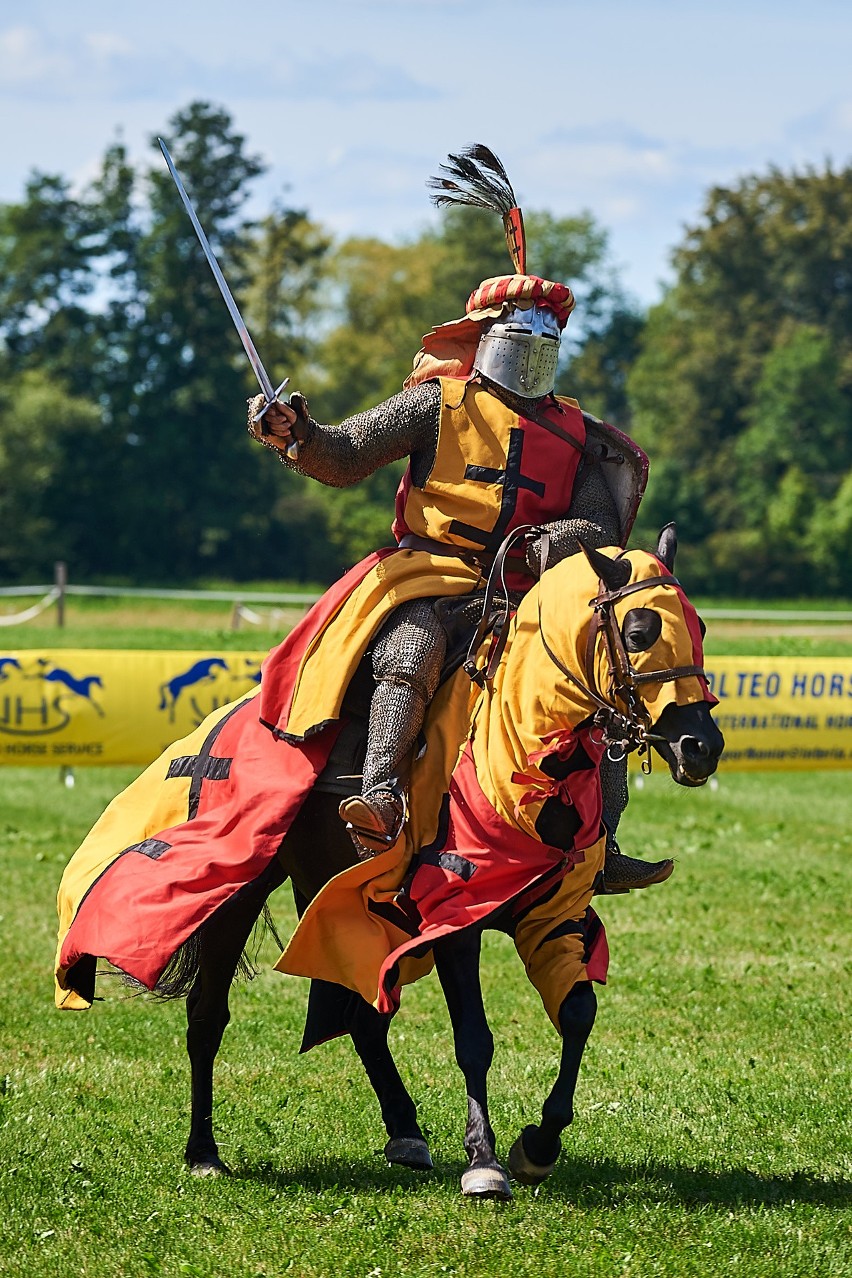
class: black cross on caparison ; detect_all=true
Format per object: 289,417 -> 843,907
449,428 -> 545,553
167,752 -> 232,819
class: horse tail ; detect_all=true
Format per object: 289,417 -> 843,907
125,900 -> 285,1003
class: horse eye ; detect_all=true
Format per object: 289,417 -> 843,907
698,616 -> 707,639
622,608 -> 662,652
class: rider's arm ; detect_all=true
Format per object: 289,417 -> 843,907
247,383 -> 441,488
524,459 -> 622,575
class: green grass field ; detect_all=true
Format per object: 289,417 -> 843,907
1,599 -> 851,1276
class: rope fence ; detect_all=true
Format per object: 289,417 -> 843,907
0,565 -> 850,629
0,563 -> 321,630
0,587 -> 61,627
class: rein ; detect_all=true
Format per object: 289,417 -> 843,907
542,565 -> 707,770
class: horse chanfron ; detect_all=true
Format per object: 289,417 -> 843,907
569,525 -> 725,788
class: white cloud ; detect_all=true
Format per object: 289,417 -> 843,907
0,24 -> 437,105
85,32 -> 134,61
0,25 -> 71,88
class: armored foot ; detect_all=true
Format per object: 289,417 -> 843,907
339,787 -> 405,859
384,1136 -> 433,1171
601,847 -> 674,893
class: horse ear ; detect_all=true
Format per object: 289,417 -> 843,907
578,541 -> 632,591
656,523 -> 677,572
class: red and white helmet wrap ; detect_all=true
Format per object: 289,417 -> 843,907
466,275 -> 575,328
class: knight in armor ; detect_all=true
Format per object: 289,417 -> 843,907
247,147 -> 671,894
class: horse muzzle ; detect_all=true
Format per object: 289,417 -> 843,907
651,701 -> 725,787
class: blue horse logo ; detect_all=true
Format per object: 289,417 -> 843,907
0,657 -> 22,680
159,658 -> 229,723
35,659 -> 105,717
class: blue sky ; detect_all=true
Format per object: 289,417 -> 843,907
1,0 -> 850,305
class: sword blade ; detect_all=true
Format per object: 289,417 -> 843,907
157,137 -> 275,402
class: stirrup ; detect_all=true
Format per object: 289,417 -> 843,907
339,787 -> 406,859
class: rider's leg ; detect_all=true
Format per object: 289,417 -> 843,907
340,598 -> 447,856
599,753 -> 674,893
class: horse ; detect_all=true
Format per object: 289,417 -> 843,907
55,526 -> 723,1200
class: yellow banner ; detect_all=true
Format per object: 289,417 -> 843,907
1,651 -> 850,770
0,650 -> 267,766
705,656 -> 852,770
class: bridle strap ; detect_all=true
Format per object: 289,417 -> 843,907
632,664 -> 707,684
539,567 -> 708,757
592,574 -> 681,605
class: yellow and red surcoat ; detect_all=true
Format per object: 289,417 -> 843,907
261,378 -> 587,741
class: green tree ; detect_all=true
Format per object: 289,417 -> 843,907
0,371 -> 101,576
628,163 -> 852,594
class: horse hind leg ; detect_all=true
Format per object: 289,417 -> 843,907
508,981 -> 597,1186
184,857 -> 287,1176
434,928 -> 512,1201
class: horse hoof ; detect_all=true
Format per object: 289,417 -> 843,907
384,1137 -> 433,1171
507,1135 -> 556,1186
461,1165 -> 513,1201
187,1158 -> 231,1178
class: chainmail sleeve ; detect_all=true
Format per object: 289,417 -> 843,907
277,382 -> 441,488
524,461 -> 621,575
599,751 -> 630,844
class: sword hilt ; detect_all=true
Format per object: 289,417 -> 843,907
252,379 -> 300,460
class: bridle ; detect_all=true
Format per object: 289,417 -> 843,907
464,526 -> 708,771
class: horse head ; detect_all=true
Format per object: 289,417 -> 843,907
535,523 -> 724,787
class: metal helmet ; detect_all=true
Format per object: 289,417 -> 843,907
473,303 -> 561,399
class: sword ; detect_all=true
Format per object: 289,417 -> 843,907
157,137 -> 299,460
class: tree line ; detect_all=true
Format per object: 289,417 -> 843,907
1,101 -> 850,596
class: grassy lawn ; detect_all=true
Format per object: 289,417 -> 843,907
0,766 -> 849,1277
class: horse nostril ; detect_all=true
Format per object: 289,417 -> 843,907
681,736 -> 709,761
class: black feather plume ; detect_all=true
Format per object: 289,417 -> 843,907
427,144 -> 518,215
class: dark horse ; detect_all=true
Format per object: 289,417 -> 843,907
170,528 -> 723,1199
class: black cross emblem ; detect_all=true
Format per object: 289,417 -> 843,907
448,427 -> 545,553
167,752 -> 232,819
123,705 -> 241,863
163,701 -> 243,819
128,753 -> 232,860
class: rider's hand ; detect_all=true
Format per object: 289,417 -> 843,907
246,394 -> 297,450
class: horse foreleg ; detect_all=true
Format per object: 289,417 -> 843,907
508,980 -> 597,1186
345,997 -> 433,1172
434,928 -> 512,1201
185,858 -> 286,1175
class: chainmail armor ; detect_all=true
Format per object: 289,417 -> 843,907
279,383 -> 441,489
599,751 -> 630,841
362,597 -> 448,795
525,463 -> 621,574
